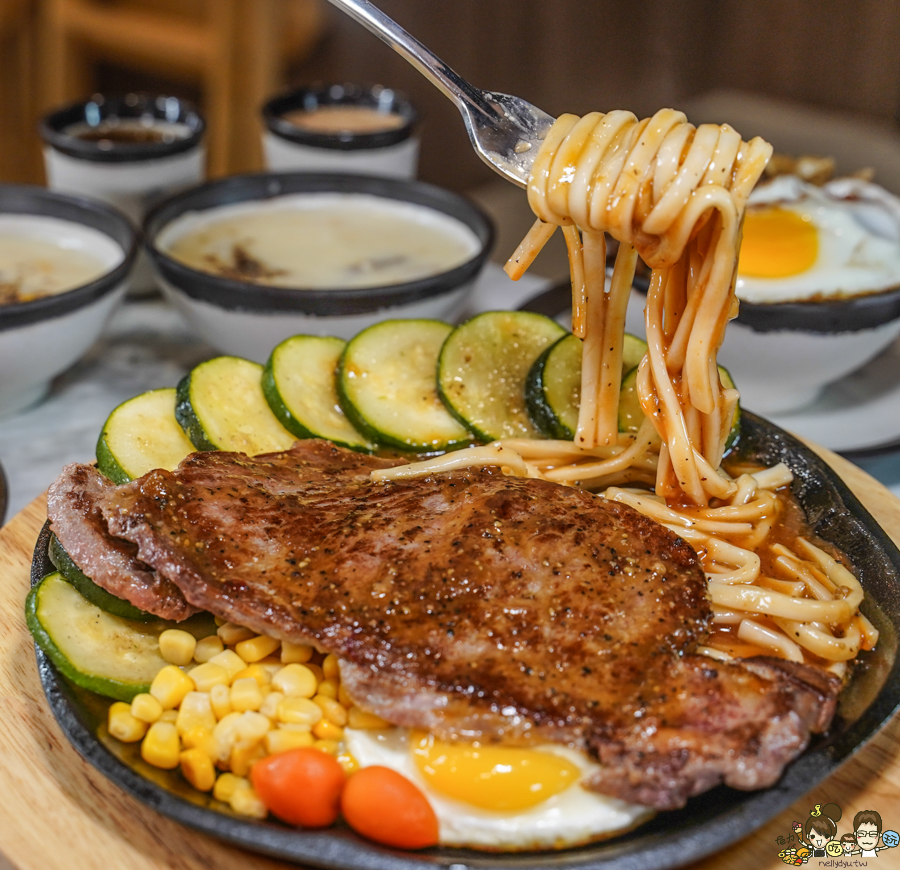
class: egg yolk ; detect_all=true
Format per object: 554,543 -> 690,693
411,732 -> 580,811
738,206 -> 818,278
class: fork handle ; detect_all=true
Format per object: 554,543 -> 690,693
325,0 -> 500,122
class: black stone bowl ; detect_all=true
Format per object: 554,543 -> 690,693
28,415 -> 900,870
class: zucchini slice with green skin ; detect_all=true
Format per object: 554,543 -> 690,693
26,571 -> 173,702
96,387 -> 195,484
176,356 -> 296,455
263,335 -> 373,453
438,311 -> 566,442
527,333 -> 650,440
618,363 -> 741,449
48,533 -> 156,623
337,319 -> 471,452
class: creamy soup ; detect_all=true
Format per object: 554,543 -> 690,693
0,215 -> 123,306
282,105 -> 405,135
159,194 -> 480,289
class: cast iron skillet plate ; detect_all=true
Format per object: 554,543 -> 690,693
29,416 -> 900,870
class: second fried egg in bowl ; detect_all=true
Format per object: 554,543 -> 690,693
718,175 -> 900,413
144,173 -> 494,362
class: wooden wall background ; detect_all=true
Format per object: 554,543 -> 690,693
2,0 -> 899,190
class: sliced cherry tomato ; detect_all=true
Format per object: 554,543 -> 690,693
341,765 -> 438,849
250,748 -> 345,827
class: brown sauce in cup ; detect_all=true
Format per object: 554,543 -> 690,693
282,105 -> 405,135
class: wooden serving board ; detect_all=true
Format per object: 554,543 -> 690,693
1,448 -> 899,870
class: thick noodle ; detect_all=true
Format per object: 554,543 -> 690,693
375,108 -> 875,673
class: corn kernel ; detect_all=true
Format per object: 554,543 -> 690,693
312,719 -> 345,742
278,697 -> 323,727
194,635 -> 225,663
280,641 -> 314,664
130,693 -> 163,724
259,660 -> 282,676
271,664 -> 317,698
229,782 -> 267,819
159,709 -> 178,724
347,707 -> 389,730
313,695 -> 348,727
209,682 -> 232,720
322,654 -> 340,680
229,739 -> 266,777
336,751 -> 360,775
278,722 -> 314,734
260,691 -> 285,721
213,712 -> 243,763
231,664 -> 271,688
234,635 -> 280,663
176,692 -> 216,735
235,711 -> 271,743
180,748 -> 216,791
213,615 -> 227,628
141,721 -> 180,769
230,678 -> 264,712
264,728 -> 315,755
108,702 -> 148,743
187,662 -> 229,693
158,629 -> 197,666
213,772 -> 243,802
207,650 -> 246,680
337,683 -> 354,708
217,622 -> 255,646
313,739 -> 341,756
181,726 -> 215,757
149,665 -> 194,710
317,678 -> 339,700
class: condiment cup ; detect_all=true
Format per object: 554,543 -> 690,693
0,186 -> 137,418
143,172 -> 493,362
262,83 -> 418,178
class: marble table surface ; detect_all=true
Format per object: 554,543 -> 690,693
1,262 -> 899,525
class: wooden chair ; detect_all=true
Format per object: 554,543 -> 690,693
37,0 -> 326,176
0,0 -> 39,183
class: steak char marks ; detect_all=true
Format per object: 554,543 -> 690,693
49,439 -> 839,809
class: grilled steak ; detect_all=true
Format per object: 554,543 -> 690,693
48,439 -> 839,809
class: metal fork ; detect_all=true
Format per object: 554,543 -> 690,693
325,0 -> 555,187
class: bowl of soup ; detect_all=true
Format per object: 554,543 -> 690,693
144,172 -> 493,361
0,185 -> 137,418
262,83 -> 418,178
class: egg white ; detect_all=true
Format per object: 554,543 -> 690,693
736,176 -> 900,303
344,728 -> 653,851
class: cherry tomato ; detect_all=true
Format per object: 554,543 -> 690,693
341,765 -> 439,849
250,748 -> 345,827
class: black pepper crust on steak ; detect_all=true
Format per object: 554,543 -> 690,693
47,439 -> 840,810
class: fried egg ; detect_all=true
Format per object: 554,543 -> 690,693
736,175 -> 900,303
344,728 -> 653,851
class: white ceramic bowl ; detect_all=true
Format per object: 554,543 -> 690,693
261,83 -> 418,179
143,172 -> 494,362
0,186 -> 137,418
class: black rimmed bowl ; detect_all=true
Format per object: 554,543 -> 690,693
262,83 -> 419,178
0,185 -> 138,418
27,414 -> 900,870
143,172 -> 494,362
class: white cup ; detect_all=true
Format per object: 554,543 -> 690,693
262,83 -> 418,179
40,93 -> 206,293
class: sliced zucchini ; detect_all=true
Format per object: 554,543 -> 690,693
618,363 -> 741,449
96,388 -> 196,484
27,571 -> 172,702
48,533 -> 156,623
337,319 -> 471,452
526,333 -> 649,440
263,335 -> 373,453
176,356 -> 297,455
438,311 -> 566,441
